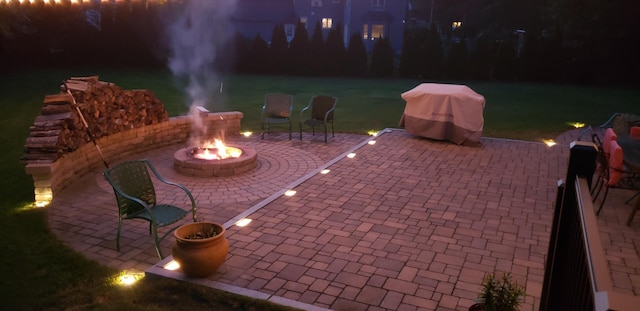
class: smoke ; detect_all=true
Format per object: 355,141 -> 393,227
165,0 -> 238,144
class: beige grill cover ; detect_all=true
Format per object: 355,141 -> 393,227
399,83 -> 485,146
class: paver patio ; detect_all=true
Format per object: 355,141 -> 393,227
46,128 -> 640,310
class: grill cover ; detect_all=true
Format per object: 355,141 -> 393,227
399,83 -> 485,146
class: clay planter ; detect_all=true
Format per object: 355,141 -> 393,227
171,222 -> 229,278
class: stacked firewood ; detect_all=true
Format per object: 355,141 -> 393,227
22,76 -> 169,162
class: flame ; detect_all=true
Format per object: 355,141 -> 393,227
193,139 -> 242,160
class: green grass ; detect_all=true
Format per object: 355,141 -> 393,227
1,67 -> 639,309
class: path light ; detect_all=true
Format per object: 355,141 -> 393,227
367,130 -> 380,136
163,260 -> 180,271
113,270 -> 144,286
284,190 -> 296,196
543,139 -> 557,147
321,169 -> 330,174
35,188 -> 53,208
242,131 -> 253,137
347,153 -> 356,158
567,122 -> 586,128
235,218 -> 252,227
368,140 -> 376,145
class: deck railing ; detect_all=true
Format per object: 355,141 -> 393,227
540,141 -> 640,311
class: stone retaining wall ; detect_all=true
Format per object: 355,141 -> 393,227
24,111 -> 243,207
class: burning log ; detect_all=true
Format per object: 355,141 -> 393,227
22,76 -> 170,163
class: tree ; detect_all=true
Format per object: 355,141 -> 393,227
345,33 -> 368,77
422,25 -> 444,79
468,34 -> 492,81
492,38 -> 517,81
249,33 -> 269,74
446,39 -> 469,80
308,21 -> 326,76
289,21 -> 310,75
267,24 -> 289,75
370,38 -> 394,77
324,23 -> 346,76
398,28 -> 428,78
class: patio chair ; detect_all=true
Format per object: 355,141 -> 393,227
599,112 -> 640,135
590,133 -> 608,196
594,140 -> 640,226
299,95 -> 337,143
261,93 -> 293,140
104,159 -> 197,259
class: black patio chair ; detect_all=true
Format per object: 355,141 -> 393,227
261,93 -> 294,140
299,95 -> 337,143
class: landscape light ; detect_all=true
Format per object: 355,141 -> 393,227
347,153 -> 356,158
242,131 -> 253,137
163,260 -> 180,271
235,218 -> 252,227
321,169 -> 330,174
543,139 -> 557,147
567,122 -> 585,128
113,270 -> 144,286
285,190 -> 296,196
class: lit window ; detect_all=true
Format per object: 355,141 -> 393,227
362,24 -> 369,39
322,18 -> 333,29
452,21 -> 462,30
300,16 -> 308,28
312,0 -> 322,7
372,24 -> 384,39
371,0 -> 385,7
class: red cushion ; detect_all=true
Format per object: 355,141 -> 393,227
603,128 -> 618,155
631,126 -> 640,139
608,140 -> 624,185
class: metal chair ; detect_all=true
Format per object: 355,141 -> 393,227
299,95 -> 337,143
261,93 -> 293,140
104,159 -> 197,258
599,112 -> 640,135
594,140 -> 640,225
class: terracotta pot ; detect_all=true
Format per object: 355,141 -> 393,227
171,222 -> 229,278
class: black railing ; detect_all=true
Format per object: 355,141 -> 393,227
540,142 -> 640,311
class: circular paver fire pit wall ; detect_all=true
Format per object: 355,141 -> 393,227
173,145 -> 257,177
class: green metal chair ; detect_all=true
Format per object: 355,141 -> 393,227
104,159 -> 197,259
261,93 -> 294,140
299,95 -> 337,143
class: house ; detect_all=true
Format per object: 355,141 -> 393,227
232,0 -> 408,54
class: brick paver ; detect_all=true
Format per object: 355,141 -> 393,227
47,128 -> 640,310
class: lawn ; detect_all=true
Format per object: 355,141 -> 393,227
1,67 -> 639,310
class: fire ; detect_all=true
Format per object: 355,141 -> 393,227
192,139 -> 242,160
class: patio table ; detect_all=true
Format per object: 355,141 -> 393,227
618,134 -> 640,171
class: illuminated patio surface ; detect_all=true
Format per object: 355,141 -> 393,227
47,128 -> 640,311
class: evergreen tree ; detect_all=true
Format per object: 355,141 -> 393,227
325,23 -> 346,76
446,39 -> 469,80
289,21 -> 310,75
249,33 -> 269,74
370,38 -> 394,77
517,32 -> 543,82
268,24 -> 289,75
468,34 -> 492,81
308,21 -> 326,75
399,28 -> 428,78
492,38 -> 517,81
345,33 -> 368,77
423,25 -> 445,79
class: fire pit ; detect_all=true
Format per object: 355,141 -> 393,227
174,139 -> 257,177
